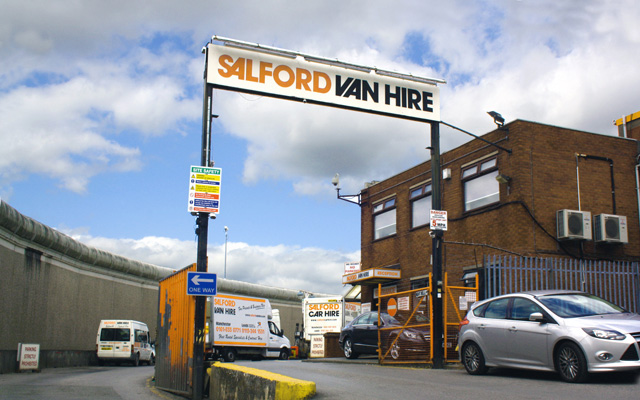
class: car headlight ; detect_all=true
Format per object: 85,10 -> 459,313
583,328 -> 626,340
402,331 -> 420,340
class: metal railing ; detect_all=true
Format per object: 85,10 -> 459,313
484,255 -> 640,312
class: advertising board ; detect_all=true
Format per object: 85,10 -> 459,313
303,297 -> 343,341
207,39 -> 442,123
211,294 -> 269,347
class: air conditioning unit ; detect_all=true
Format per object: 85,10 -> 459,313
594,214 -> 628,243
557,209 -> 592,240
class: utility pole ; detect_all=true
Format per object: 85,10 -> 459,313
192,45 -> 212,400
429,121 -> 444,369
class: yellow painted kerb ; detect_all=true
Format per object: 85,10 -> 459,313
212,362 -> 316,400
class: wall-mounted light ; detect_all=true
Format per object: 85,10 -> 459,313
332,173 -> 361,205
487,111 -> 505,128
496,174 -> 511,184
443,168 -> 452,180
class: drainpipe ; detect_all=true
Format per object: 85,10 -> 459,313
576,154 -> 616,214
575,154 -> 582,210
636,157 -> 640,230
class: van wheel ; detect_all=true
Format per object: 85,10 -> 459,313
148,354 -> 155,366
133,353 -> 140,367
223,348 -> 236,363
279,349 -> 289,360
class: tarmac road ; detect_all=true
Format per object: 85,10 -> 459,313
0,365 -> 181,400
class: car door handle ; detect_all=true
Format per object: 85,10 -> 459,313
478,324 -> 487,330
508,326 -> 518,332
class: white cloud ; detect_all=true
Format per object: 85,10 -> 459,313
65,230 -> 355,295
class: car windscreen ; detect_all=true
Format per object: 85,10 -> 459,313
537,294 -> 625,318
100,328 -> 131,342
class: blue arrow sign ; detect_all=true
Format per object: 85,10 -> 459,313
186,272 -> 217,296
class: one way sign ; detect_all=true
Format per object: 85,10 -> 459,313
186,272 -> 217,296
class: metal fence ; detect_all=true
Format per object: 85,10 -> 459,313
484,255 -> 640,313
377,273 -> 479,365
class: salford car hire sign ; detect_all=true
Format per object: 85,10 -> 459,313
207,37 -> 442,123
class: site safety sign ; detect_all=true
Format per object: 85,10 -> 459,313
188,166 -> 221,214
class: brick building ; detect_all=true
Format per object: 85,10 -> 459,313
343,117 -> 640,309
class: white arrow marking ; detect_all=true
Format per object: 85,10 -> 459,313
191,274 -> 215,286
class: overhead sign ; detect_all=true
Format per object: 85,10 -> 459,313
187,272 -> 217,296
342,268 -> 401,284
207,39 -> 442,123
430,209 -> 448,231
188,166 -> 221,214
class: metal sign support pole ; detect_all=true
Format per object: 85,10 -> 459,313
193,46 -> 212,400
429,121 -> 444,369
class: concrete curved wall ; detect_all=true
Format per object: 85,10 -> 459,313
0,200 -> 172,373
0,201 -> 320,373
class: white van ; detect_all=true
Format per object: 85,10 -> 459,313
96,320 -> 155,366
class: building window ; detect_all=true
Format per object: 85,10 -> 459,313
410,183 -> 432,228
373,197 -> 396,240
462,157 -> 499,211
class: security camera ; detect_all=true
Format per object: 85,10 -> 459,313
429,231 -> 436,238
332,173 -> 340,187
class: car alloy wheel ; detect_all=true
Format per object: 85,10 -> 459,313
462,342 -> 487,375
390,338 -> 401,360
343,338 -> 358,359
556,342 -> 588,383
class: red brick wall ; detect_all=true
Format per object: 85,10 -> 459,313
359,120 -> 640,303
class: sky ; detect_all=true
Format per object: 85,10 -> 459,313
1,0 -> 639,295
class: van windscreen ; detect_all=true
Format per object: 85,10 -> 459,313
100,328 -> 130,341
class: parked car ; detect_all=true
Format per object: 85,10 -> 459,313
339,311 -> 428,360
458,290 -> 640,383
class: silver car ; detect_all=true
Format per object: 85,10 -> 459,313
458,290 -> 640,383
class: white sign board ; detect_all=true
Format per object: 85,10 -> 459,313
430,209 -> 448,231
344,262 -> 361,274
309,334 -> 325,358
188,166 -> 221,214
18,343 -> 40,371
303,297 -> 343,341
211,294 -> 269,347
207,42 -> 441,123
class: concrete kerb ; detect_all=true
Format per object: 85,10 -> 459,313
209,362 -> 316,400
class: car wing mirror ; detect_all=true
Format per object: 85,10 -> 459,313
529,312 -> 545,322
373,320 -> 379,326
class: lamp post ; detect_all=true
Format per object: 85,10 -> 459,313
224,226 -> 228,278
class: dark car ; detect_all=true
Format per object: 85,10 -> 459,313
339,311 -> 428,360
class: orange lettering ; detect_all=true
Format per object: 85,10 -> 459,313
313,72 -> 331,93
274,65 -> 294,87
296,68 -> 312,90
245,59 -> 259,82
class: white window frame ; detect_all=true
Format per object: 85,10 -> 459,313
373,197 -> 396,240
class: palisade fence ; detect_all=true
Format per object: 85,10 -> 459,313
484,255 -> 640,313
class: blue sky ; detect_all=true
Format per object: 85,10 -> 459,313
1,0 -> 639,295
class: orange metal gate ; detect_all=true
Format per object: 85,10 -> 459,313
443,272 -> 479,362
378,277 -> 432,364
377,273 -> 478,365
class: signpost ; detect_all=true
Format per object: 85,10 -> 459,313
194,37 -> 447,394
187,272 -> 217,296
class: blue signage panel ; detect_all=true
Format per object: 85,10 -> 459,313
186,272 -> 217,296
